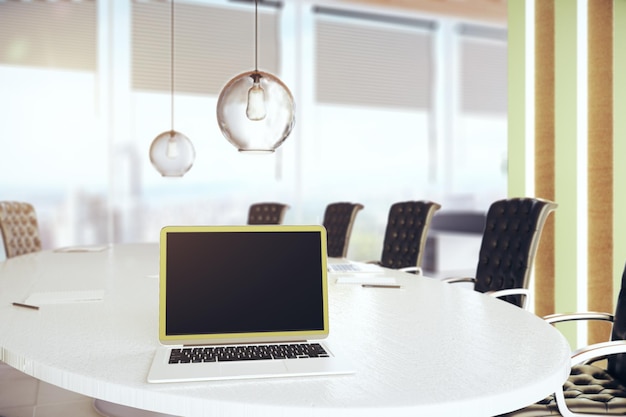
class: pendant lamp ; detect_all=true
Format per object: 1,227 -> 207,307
216,0 -> 295,153
149,0 -> 195,177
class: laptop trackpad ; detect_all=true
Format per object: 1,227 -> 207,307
219,360 -> 288,378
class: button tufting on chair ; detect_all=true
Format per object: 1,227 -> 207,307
247,202 -> 290,225
473,198 -> 557,307
322,202 -> 364,258
442,197 -> 557,309
0,201 -> 42,259
372,201 -> 441,272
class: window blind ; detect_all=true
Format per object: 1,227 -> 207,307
314,8 -> 435,110
0,1 -> 96,71
132,1 -> 279,95
458,24 -> 507,114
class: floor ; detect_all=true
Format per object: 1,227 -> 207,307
0,362 -> 102,417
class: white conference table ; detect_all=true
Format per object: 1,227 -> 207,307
0,243 -> 570,417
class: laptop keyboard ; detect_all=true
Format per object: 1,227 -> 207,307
168,343 -> 329,364
328,263 -> 361,273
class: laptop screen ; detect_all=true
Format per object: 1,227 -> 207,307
159,225 -> 329,345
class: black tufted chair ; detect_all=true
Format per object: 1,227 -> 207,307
322,202 -> 364,258
500,262 -> 626,417
247,202 -> 290,225
372,201 -> 441,273
442,197 -> 557,309
0,201 -> 42,259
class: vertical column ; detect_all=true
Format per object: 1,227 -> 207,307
507,0 -> 528,198
553,0 -> 580,344
587,1 -> 613,344
614,1 -> 626,307
534,0 -> 556,319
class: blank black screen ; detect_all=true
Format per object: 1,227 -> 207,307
165,230 -> 325,336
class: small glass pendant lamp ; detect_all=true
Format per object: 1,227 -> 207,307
216,0 -> 295,153
149,0 -> 195,176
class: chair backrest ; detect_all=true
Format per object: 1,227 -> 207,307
473,197 -> 557,307
608,263 -> 626,383
322,202 -> 364,258
379,201 -> 441,269
247,202 -> 289,225
0,201 -> 42,258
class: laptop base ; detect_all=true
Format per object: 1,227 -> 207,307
147,343 -> 353,383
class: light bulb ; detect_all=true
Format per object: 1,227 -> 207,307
246,83 -> 267,121
246,74 -> 267,121
166,136 -> 179,159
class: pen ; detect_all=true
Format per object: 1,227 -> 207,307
12,302 -> 40,310
361,284 -> 402,289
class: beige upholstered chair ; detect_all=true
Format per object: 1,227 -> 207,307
371,200 -> 441,273
0,201 -> 42,258
322,202 -> 364,258
442,197 -> 558,309
247,202 -> 290,225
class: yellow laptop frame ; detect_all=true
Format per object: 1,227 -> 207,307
158,224 -> 330,345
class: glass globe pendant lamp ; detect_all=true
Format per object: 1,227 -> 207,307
216,0 -> 295,153
149,0 -> 195,176
149,130 -> 195,177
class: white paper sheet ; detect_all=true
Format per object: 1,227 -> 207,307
335,275 -> 398,286
54,245 -> 110,253
25,290 -> 105,305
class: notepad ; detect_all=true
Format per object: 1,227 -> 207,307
25,290 -> 104,305
54,245 -> 110,253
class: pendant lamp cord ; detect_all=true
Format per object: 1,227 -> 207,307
254,0 -> 258,72
170,0 -> 175,132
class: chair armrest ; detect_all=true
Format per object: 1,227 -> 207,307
543,312 -> 614,366
546,312 -> 616,417
441,278 -> 530,309
440,276 -> 476,284
398,266 -> 422,275
570,340 -> 626,366
543,311 -> 614,326
365,262 -> 421,274
485,288 -> 531,310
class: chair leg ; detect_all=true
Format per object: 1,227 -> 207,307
553,387 -> 602,417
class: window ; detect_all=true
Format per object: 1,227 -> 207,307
0,0 -> 508,262
453,23 -> 508,208
310,7 -> 436,259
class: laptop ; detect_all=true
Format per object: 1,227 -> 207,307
147,224 -> 353,383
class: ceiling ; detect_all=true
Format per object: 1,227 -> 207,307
337,0 -> 508,23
